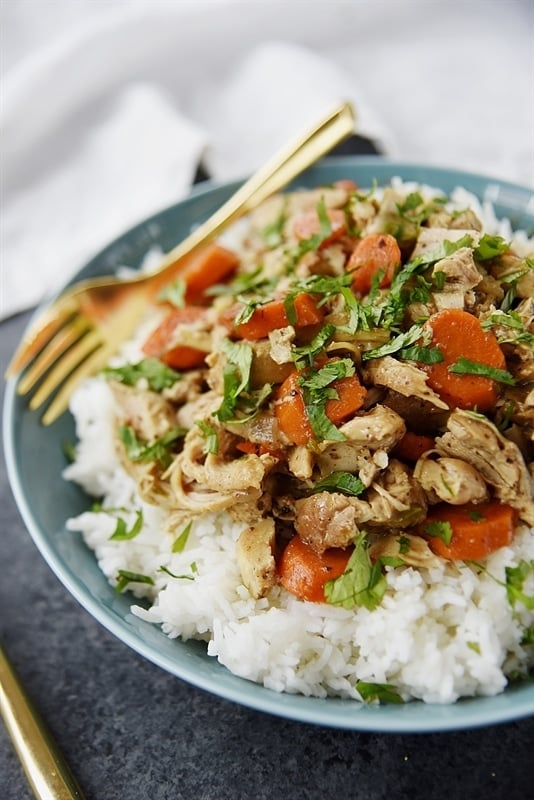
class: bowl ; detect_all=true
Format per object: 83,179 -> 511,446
4,157 -> 534,732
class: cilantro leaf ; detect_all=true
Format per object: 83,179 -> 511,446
115,570 -> 155,594
102,358 -> 181,391
215,339 -> 254,422
505,560 -> 534,610
325,532 -> 388,610
355,680 -> 404,704
109,510 -> 144,541
423,520 -> 453,546
157,278 -> 186,308
448,358 -> 516,385
172,521 -> 192,553
119,425 -> 186,469
362,323 -> 428,361
474,235 -> 510,261
311,471 -> 366,497
196,420 -> 219,455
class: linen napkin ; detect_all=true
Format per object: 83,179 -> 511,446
0,40 -> 391,320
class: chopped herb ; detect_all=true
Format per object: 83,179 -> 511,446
474,235 -> 510,261
214,339 -> 254,422
448,358 -> 516,386
355,680 -> 403,704
283,292 -> 298,326
311,471 -> 366,497
433,270 -> 446,290
397,535 -> 411,555
293,324 -> 336,370
115,569 -> 155,594
468,510 -> 485,522
158,566 -> 195,581
196,420 -> 219,455
396,192 -> 424,214
63,440 -> 77,463
325,532 -> 388,610
172,521 -> 192,553
467,641 -> 481,654
283,197 -> 333,271
362,323 -> 428,361
505,560 -> 534,610
398,345 -> 443,364
102,358 -> 181,392
298,359 -> 355,442
109,510 -> 144,541
424,520 -> 453,546
521,628 -> 534,646
157,278 -> 186,308
119,424 -> 186,468
481,311 -> 534,345
260,205 -> 287,249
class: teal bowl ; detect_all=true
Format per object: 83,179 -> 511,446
4,158 -> 534,732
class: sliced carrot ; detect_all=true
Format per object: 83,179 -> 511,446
142,307 -> 207,369
274,372 -> 313,446
171,243 -> 239,305
347,233 -> 401,295
420,500 -> 517,560
392,432 -> 435,463
274,366 -> 367,445
333,179 -> 359,192
231,292 -> 324,340
293,208 -> 346,248
422,309 -> 506,412
277,535 -> 352,602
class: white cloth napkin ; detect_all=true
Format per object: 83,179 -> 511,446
1,0 -> 533,320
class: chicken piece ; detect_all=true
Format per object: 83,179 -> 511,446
335,404 -> 407,451
162,369 -> 206,404
236,518 -> 277,599
110,382 -> 178,441
431,247 -> 482,311
489,253 -> 534,300
268,326 -> 295,365
436,409 -> 534,524
364,358 -> 449,410
316,444 -> 386,488
295,492 -> 367,552
369,532 -> 442,569
425,208 -> 483,232
178,426 -> 276,495
410,227 -> 481,260
294,460 -> 427,553
175,389 -> 221,430
287,445 -> 314,480
413,453 -> 489,505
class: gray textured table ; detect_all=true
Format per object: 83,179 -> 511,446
1,310 -> 533,800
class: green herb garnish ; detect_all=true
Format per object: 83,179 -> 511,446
115,570 -> 155,594
119,424 -> 186,468
109,510 -> 144,541
102,358 -> 181,392
355,680 -> 403,704
172,521 -> 192,553
325,532 -> 388,610
448,358 -> 516,385
311,471 -> 366,497
423,520 -> 453,546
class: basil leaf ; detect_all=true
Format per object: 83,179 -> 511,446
102,358 -> 181,391
311,471 -> 366,497
448,358 -> 516,386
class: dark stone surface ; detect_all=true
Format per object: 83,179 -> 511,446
1,310 -> 533,800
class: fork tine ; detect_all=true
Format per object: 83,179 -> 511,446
5,298 -> 79,378
29,330 -> 103,412
40,343 -> 118,426
16,316 -> 94,395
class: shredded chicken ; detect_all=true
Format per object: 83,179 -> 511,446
414,453 -> 489,505
236,518 -> 277,598
436,410 -> 534,524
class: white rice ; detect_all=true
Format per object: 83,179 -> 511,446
63,181 -> 534,704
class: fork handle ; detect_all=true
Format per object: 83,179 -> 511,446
154,100 -> 356,277
0,644 -> 86,800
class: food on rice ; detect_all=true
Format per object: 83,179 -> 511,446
64,177 -> 534,704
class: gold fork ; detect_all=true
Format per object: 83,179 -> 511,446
6,102 -> 355,425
